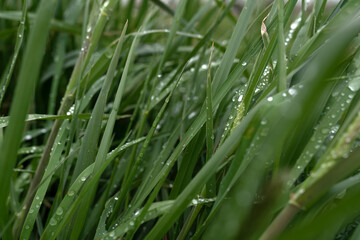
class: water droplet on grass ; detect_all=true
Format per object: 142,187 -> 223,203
56,207 -> 63,215
49,218 -> 57,226
24,135 -> 32,140
288,88 -> 297,96
188,112 -> 196,119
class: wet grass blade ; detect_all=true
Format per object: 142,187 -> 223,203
0,0 -> 26,108
67,21 -> 128,239
0,0 -> 58,235
276,0 -> 287,91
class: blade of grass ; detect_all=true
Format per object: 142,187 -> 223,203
71,21 -> 127,181
126,0 -> 256,221
261,18 -> 360,240
0,0 -> 26,108
0,0 -> 58,237
143,99 -> 261,240
67,21 -> 128,239
211,0 -> 257,92
277,160 -> 360,240
277,0 -> 287,91
19,120 -> 69,239
0,113 -> 129,128
287,82 -> 356,188
0,11 -> 81,34
205,43 -> 216,197
39,135 -> 148,240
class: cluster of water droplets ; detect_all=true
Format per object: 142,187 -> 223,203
285,17 -> 301,47
220,89 -> 246,141
191,195 -> 216,206
66,105 -> 75,116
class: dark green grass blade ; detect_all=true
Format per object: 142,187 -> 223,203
0,0 -> 58,235
67,21 -> 128,239
0,0 -> 26,108
71,21 -> 127,181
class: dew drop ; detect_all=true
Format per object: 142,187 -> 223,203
49,218 -> 57,226
288,88 -> 297,96
188,112 -> 196,119
56,207 -> 63,215
24,135 -> 32,140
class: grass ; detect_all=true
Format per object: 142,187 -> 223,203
0,0 -> 360,239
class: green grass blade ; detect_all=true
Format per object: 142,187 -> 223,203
40,136 -> 146,239
71,21 -> 127,180
144,104 -> 260,239
0,0 -> 58,236
276,0 -> 287,91
0,0 -> 26,108
261,18 -> 360,240
19,121 -> 69,239
67,21 -> 128,239
211,0 -> 257,92
0,11 -> 80,34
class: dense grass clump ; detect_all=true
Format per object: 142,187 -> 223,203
1,0 -> 360,239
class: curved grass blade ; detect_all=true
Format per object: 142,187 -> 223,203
277,160 -> 360,240
102,197 -> 215,238
71,21 -> 127,180
19,121 -> 69,239
261,18 -> 360,240
67,21 -> 128,239
126,0 -> 258,220
0,0 -> 58,236
39,136 -> 147,240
